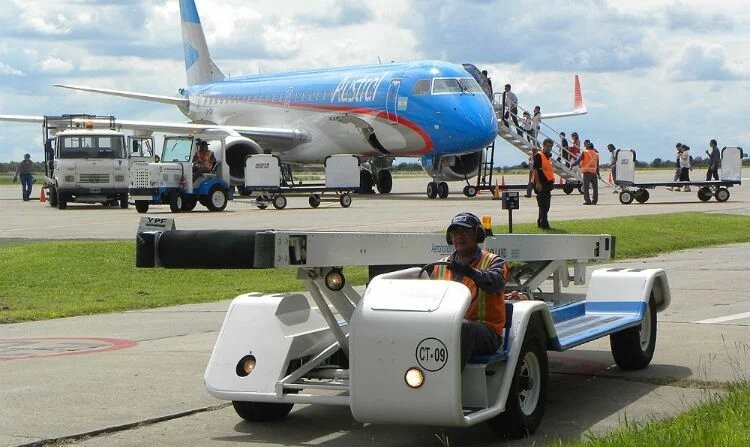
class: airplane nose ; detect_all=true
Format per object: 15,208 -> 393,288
458,100 -> 497,150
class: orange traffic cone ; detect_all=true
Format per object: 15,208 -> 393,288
493,180 -> 500,199
40,187 -> 46,203
608,171 -> 613,183
501,175 -> 506,189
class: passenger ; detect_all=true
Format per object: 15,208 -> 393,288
533,138 -> 555,229
192,140 -> 217,179
502,83 -> 519,132
531,106 -> 542,146
705,139 -> 720,181
521,111 -> 534,143
431,212 -> 508,370
678,144 -> 692,192
526,146 -> 539,198
607,143 -> 618,191
13,153 -> 34,201
481,69 -> 493,98
559,132 -> 569,157
571,142 -> 600,205
667,143 -> 683,190
567,132 -> 581,167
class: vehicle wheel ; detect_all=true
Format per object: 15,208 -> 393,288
339,193 -> 352,208
715,187 -> 730,202
487,326 -> 548,438
634,189 -> 649,203
437,181 -> 449,199
169,191 -> 183,213
206,185 -> 228,211
697,187 -> 712,202
119,194 -> 129,209
135,201 -> 149,213
376,170 -> 393,194
57,193 -> 67,210
308,195 -> 321,208
359,169 -> 374,194
562,184 -> 574,194
232,400 -> 295,422
181,196 -> 197,212
272,195 -> 287,210
577,184 -> 583,194
610,296 -> 657,370
619,190 -> 634,204
48,187 -> 58,207
426,182 -> 438,199
463,185 -> 478,197
237,186 -> 253,197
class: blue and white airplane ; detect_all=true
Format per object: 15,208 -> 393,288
1,0 -> 583,198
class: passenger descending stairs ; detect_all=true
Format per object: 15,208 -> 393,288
494,107 -> 583,187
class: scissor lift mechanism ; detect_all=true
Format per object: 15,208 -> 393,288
136,220 -> 670,438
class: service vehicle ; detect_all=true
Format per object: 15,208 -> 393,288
42,114 -> 152,209
135,220 -> 670,438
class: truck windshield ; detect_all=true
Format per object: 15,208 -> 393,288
58,136 -> 126,159
161,138 -> 193,162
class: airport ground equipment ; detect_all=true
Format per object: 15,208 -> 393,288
136,220 -> 670,438
41,114 -> 152,209
130,134 -> 233,213
614,147 -> 743,204
245,154 -> 359,209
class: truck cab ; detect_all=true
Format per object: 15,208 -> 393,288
43,115 -> 131,209
130,134 -> 232,213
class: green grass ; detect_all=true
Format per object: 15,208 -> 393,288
1,212 -> 748,324
558,382 -> 750,447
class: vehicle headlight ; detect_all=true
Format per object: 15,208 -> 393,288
115,175 -> 125,182
404,367 -> 425,389
236,355 -> 257,377
325,268 -> 345,291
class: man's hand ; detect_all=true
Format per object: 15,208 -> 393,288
448,260 -> 475,278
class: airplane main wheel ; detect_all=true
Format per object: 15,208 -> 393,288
272,195 -> 287,210
715,187 -> 730,202
376,170 -> 392,194
426,182 -> 438,199
437,181 -> 449,199
610,296 -> 657,370
232,400 -> 295,422
619,190 -> 634,204
339,193 -> 352,208
463,185 -> 478,197
487,324 -> 548,438
135,201 -> 149,213
308,195 -> 321,208
169,191 -> 183,213
634,188 -> 649,203
697,187 -> 712,202
206,185 -> 228,212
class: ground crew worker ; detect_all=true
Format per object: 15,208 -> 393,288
572,142 -> 600,205
532,138 -> 555,229
431,212 -> 508,370
13,153 -> 34,201
192,140 -> 216,179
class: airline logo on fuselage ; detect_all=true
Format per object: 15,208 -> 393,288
331,73 -> 387,104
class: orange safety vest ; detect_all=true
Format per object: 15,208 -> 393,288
196,150 -> 214,170
531,151 -> 555,184
580,149 -> 599,174
432,251 -> 508,334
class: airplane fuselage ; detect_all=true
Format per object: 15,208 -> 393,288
180,60 -> 498,164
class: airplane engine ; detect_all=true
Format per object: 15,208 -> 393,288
224,136 -> 263,185
420,151 -> 483,182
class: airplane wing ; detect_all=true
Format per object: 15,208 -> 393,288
0,115 -> 311,151
53,84 -> 189,108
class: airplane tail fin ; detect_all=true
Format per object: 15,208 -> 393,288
573,74 -> 586,113
179,0 -> 224,86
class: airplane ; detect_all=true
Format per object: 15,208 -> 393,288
1,0 -> 584,199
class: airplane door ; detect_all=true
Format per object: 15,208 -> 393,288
284,86 -> 293,112
386,79 -> 401,124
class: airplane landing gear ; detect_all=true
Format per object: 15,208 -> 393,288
376,170 -> 392,194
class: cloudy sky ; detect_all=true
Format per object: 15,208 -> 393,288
1,0 -> 749,166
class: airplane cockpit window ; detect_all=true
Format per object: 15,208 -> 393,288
412,79 -> 431,95
432,78 -> 464,94
459,77 -> 484,93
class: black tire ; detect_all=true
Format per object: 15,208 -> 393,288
135,201 -> 149,213
206,185 -> 228,211
619,190 -> 634,204
119,194 -> 129,209
715,187 -> 730,202
169,191 -> 183,213
610,297 -> 657,370
376,170 -> 393,194
463,185 -> 478,197
339,193 -> 352,208
232,400 -> 295,422
437,181 -> 449,199
634,189 -> 649,203
426,182 -> 438,199
487,327 -> 548,438
359,169 -> 374,194
57,193 -> 67,210
48,187 -> 58,207
237,186 -> 253,197
308,195 -> 321,208
272,195 -> 287,210
562,184 -> 574,195
181,196 -> 197,212
697,187 -> 712,202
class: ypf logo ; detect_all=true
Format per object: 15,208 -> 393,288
415,338 -> 448,372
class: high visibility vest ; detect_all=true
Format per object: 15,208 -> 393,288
581,149 -> 599,174
196,151 -> 214,170
531,151 -> 555,184
432,251 -> 507,334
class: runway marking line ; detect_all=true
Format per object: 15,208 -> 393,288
695,311 -> 750,324
0,336 -> 138,360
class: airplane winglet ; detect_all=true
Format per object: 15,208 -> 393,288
573,74 -> 586,113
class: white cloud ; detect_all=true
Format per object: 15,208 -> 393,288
38,56 -> 75,74
669,42 -> 747,81
0,62 -> 24,76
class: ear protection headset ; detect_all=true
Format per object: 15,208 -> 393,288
445,212 -> 486,244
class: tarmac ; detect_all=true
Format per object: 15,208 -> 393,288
1,172 -> 749,446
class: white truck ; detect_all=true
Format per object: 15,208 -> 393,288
42,115 -> 153,209
135,223 -> 670,438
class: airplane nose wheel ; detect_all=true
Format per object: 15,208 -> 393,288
463,185 -> 478,197
426,182 -> 438,199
